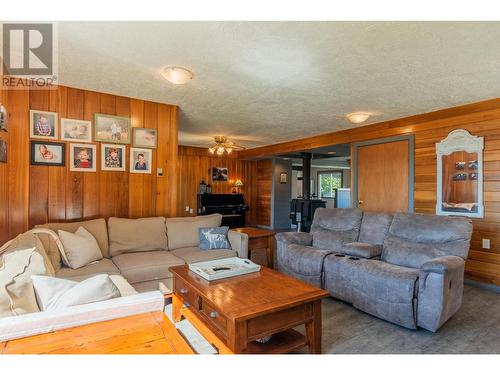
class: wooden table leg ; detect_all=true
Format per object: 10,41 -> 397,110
305,300 -> 322,354
172,293 -> 183,323
267,235 -> 275,269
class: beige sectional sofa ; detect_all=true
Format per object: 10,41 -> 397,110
35,213 -> 248,292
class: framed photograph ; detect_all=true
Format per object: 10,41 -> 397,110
130,147 -> 152,174
30,141 -> 65,166
468,160 -> 478,170
280,172 -> 288,184
30,110 -> 58,140
469,172 -> 478,180
0,139 -> 7,163
94,114 -> 130,144
133,128 -> 157,148
455,161 -> 466,170
452,172 -> 467,181
101,144 -> 126,171
0,105 -> 7,131
61,118 -> 92,143
70,143 -> 96,172
212,167 -> 228,182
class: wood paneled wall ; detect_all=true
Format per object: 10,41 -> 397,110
242,99 -> 500,286
0,85 -> 178,242
177,146 -> 258,225
256,159 -> 273,227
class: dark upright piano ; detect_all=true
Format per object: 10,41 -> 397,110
197,194 -> 249,228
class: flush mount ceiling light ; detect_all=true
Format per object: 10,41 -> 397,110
161,66 -> 193,85
208,136 -> 245,156
346,112 -> 371,124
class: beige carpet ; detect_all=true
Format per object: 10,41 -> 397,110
297,283 -> 500,354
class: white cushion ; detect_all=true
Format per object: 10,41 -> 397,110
31,274 -> 120,311
58,227 -> 103,269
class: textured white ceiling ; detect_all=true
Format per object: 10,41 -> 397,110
57,22 -> 500,149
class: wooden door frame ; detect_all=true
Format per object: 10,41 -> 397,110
352,135 -> 415,212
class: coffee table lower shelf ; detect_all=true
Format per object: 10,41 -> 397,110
245,329 -> 308,354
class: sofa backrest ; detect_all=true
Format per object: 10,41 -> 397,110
310,208 -> 363,251
381,212 -> 473,269
165,214 -> 222,250
358,212 -> 393,246
108,217 -> 168,257
35,218 -> 109,270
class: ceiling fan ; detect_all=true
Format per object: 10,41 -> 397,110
208,136 -> 245,156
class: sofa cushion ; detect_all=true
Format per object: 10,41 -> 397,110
0,245 -> 50,318
58,227 -> 103,269
55,258 -> 120,282
382,212 -> 473,268
35,218 -> 110,268
310,208 -> 362,251
111,251 -> 184,284
108,217 -> 168,257
282,244 -> 333,276
358,212 -> 393,245
31,274 -> 120,311
166,214 -> 222,250
171,246 -> 236,264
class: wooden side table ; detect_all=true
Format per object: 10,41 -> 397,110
233,227 -> 276,268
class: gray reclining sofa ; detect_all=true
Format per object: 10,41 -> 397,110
276,208 -> 473,332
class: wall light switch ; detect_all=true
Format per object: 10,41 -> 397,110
189,208 -> 194,214
185,206 -> 190,212
482,239 -> 490,249
157,167 -> 163,177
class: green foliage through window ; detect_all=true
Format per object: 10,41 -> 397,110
319,171 -> 342,198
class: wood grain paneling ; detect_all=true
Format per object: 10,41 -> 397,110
177,146 -> 258,225
242,98 -> 500,286
256,159 -> 273,227
0,85 -> 178,243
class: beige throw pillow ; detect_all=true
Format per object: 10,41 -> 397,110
58,227 -> 103,269
31,274 -> 121,311
166,214 -> 222,250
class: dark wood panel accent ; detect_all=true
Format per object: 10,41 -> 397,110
256,159 -> 272,227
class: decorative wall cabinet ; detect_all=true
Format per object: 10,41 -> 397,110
436,129 -> 484,218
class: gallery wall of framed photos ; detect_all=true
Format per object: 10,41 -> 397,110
0,83 -> 178,243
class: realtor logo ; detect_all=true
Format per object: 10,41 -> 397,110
1,22 -> 58,89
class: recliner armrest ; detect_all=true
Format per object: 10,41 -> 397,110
420,256 -> 465,275
341,242 -> 382,259
227,230 -> 249,259
275,232 -> 312,247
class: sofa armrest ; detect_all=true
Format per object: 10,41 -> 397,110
342,242 -> 381,259
228,230 -> 249,259
421,256 -> 465,275
275,232 -> 312,247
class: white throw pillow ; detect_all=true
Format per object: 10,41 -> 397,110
31,274 -> 121,311
58,227 -> 103,269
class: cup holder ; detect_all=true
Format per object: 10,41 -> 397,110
349,257 -> 360,260
334,254 -> 346,257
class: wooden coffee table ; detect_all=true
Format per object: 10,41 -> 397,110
170,265 -> 328,354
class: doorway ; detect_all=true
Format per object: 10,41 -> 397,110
352,135 -> 414,213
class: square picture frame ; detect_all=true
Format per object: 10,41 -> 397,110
94,114 -> 131,144
30,110 -> 58,140
69,143 -> 97,172
30,141 -> 65,166
130,147 -> 152,174
61,118 -> 92,143
280,172 -> 288,184
101,144 -> 126,172
133,127 -> 157,149
212,167 -> 228,182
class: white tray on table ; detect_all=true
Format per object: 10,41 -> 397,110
188,257 -> 261,281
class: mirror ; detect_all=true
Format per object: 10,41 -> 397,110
436,129 -> 484,218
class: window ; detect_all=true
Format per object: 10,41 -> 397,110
318,171 -> 343,198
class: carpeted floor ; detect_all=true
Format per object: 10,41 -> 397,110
297,284 -> 500,354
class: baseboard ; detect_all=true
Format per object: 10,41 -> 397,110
465,278 -> 500,294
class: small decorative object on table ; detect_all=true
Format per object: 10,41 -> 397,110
189,257 -> 260,281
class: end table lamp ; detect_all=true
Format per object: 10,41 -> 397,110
233,179 -> 244,194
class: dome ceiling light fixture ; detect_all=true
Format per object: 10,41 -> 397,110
208,136 -> 245,156
346,112 -> 371,124
161,66 -> 194,85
